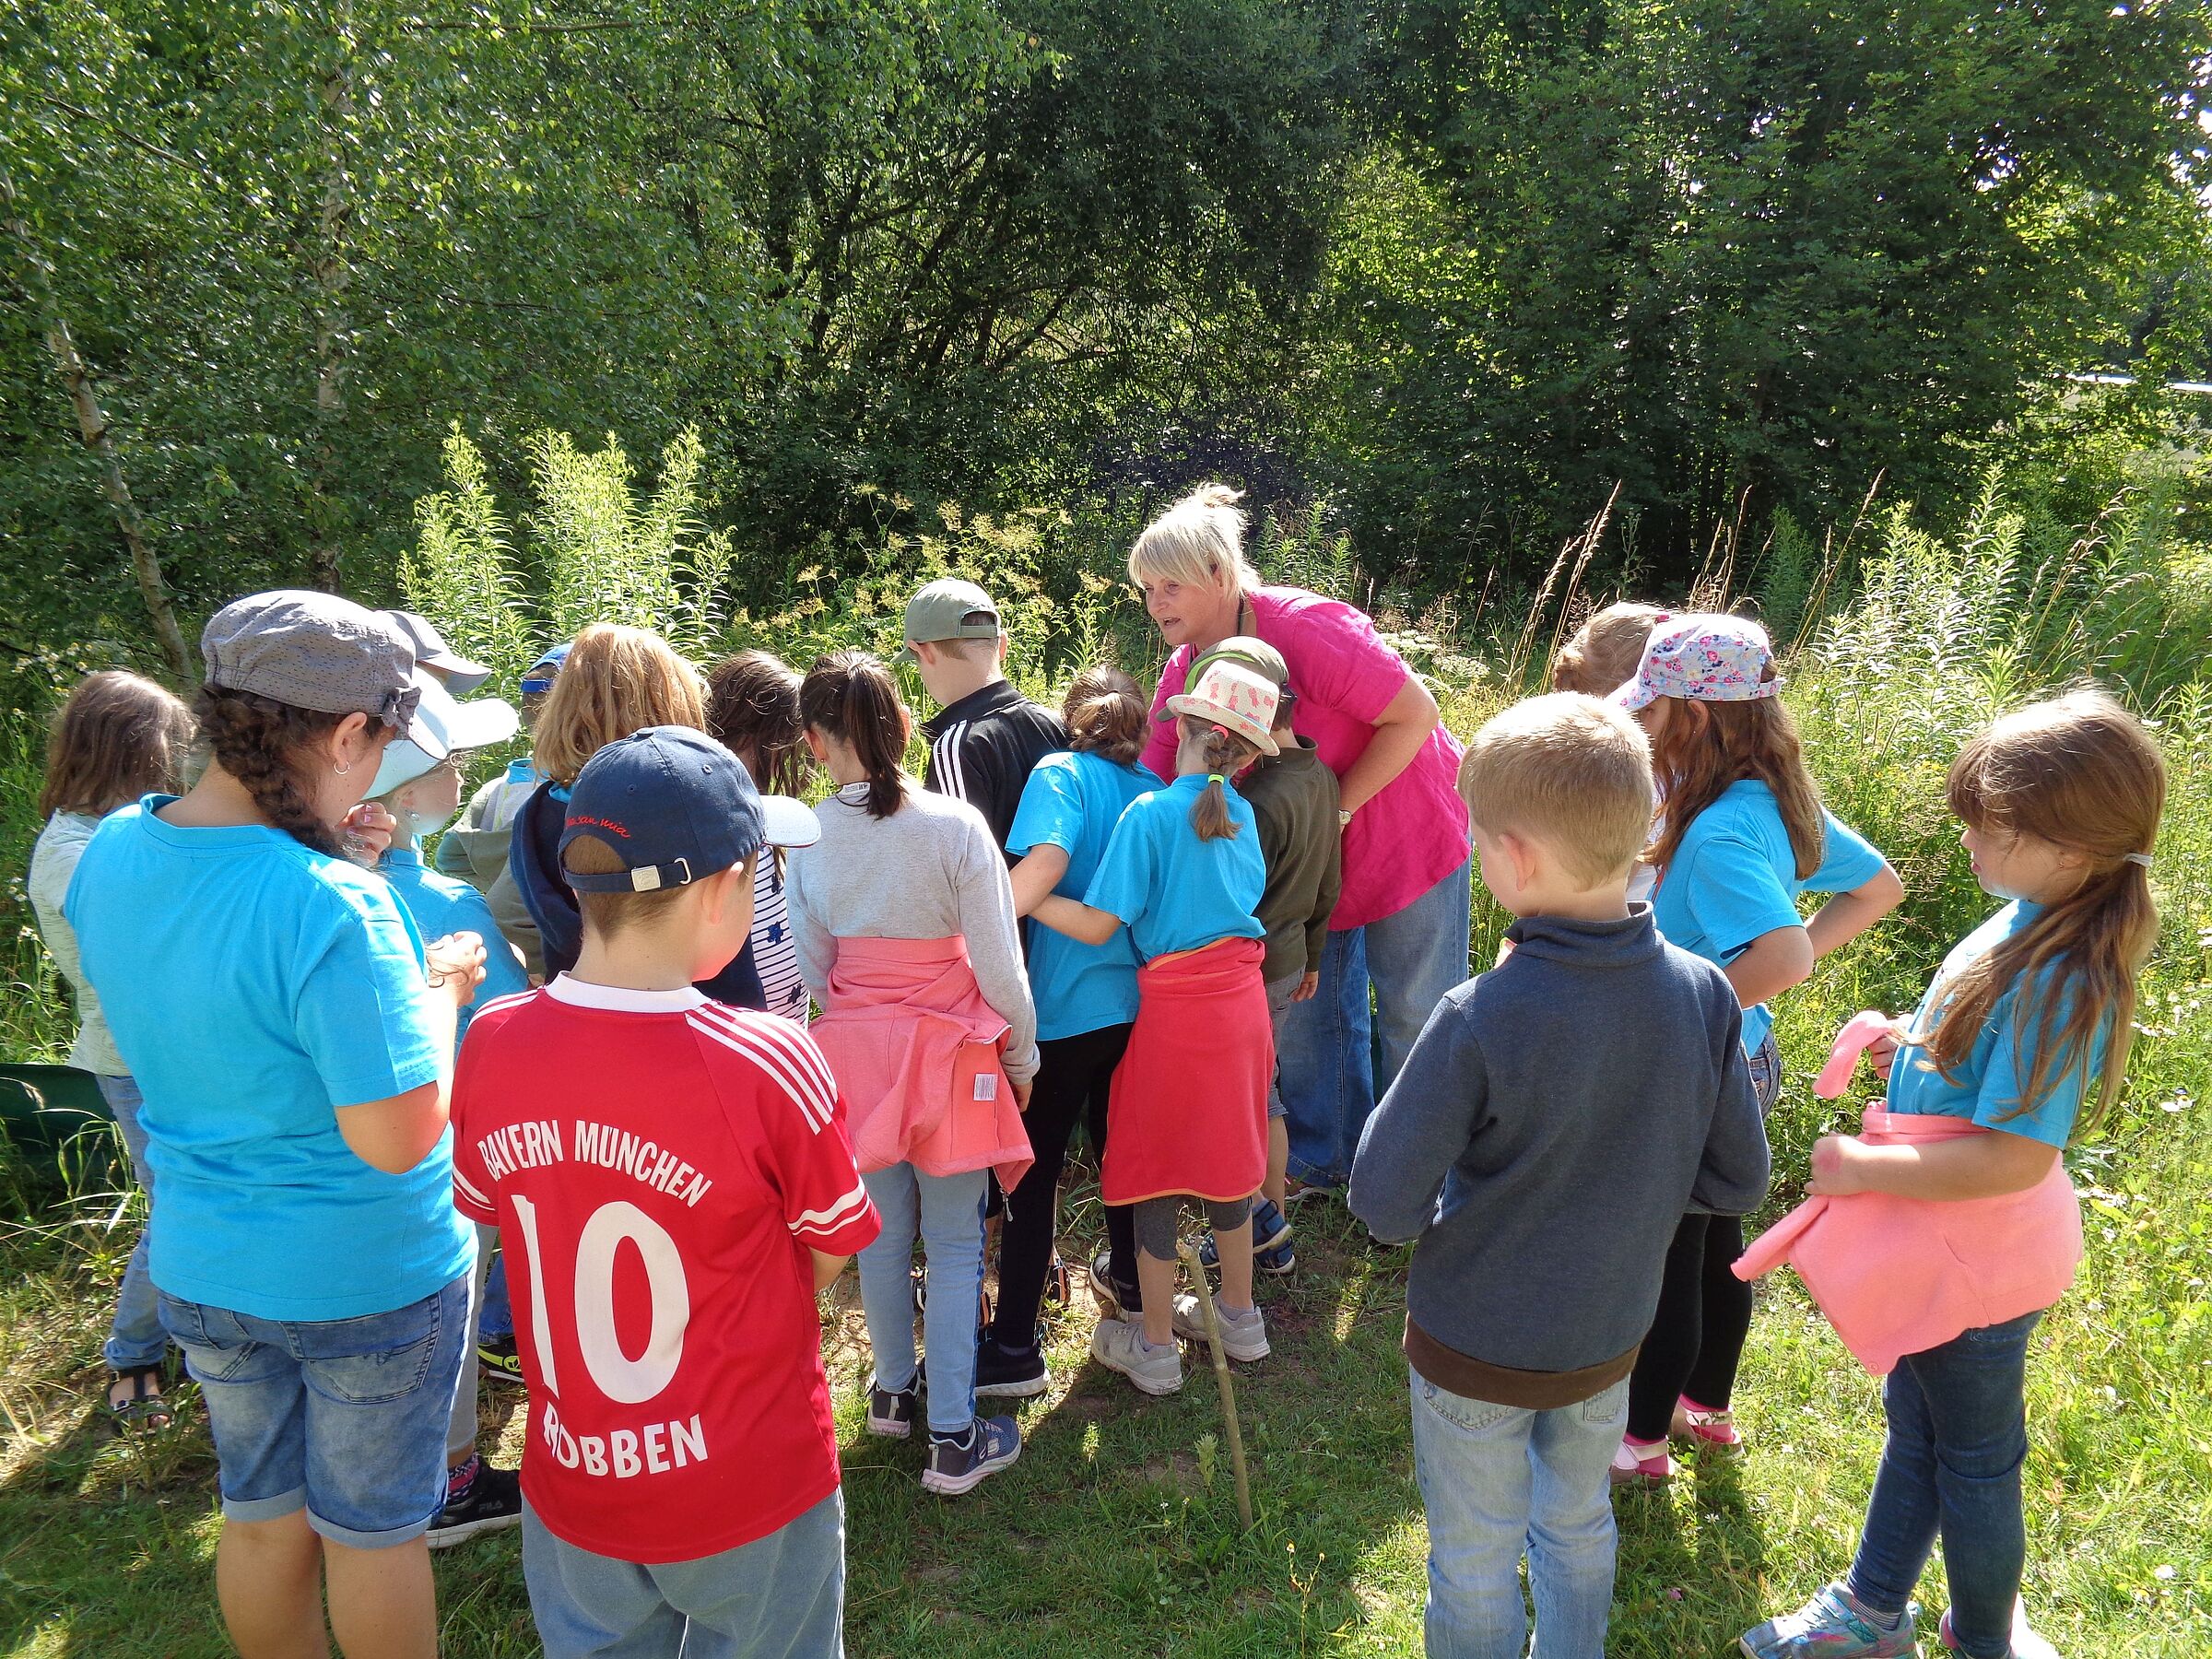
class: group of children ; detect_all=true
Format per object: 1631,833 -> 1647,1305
23,501 -> 2169,1659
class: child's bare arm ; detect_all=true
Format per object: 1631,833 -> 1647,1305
1808,1127 -> 2058,1202
1008,844 -> 1071,917
1806,863 -> 1905,960
810,1251 -> 851,1292
1724,924 -> 1815,1008
1032,893 -> 1122,946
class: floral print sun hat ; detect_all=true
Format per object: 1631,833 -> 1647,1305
1610,613 -> 1783,713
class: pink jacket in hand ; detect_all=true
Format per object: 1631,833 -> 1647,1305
1735,1107 -> 2081,1375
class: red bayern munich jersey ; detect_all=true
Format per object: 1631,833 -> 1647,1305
452,976 -> 879,1562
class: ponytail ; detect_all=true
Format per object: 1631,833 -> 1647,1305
192,686 -> 350,858
1178,716 -> 1259,842
1918,688 -> 2165,1136
800,649 -> 909,819
1062,664 -> 1147,765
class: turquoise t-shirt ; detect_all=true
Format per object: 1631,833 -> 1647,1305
1083,774 -> 1267,962
1653,780 -> 1888,1054
1887,900 -> 2101,1149
1007,751 -> 1161,1040
67,799 -> 472,1321
378,845 -> 531,1040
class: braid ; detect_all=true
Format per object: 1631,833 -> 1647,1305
191,686 -> 348,857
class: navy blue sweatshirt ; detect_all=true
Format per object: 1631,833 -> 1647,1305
1348,904 -> 1769,1384
507,782 -> 767,1010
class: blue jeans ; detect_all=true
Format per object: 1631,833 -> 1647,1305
523,1490 -> 844,1658
854,1163 -> 989,1436
96,1075 -> 166,1371
159,1277 -> 469,1547
1281,860 -> 1473,1186
480,1249 -> 513,1341
1848,1312 -> 2042,1659
1410,1369 -> 1627,1659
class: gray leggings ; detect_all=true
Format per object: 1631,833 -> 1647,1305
1133,1194 -> 1253,1262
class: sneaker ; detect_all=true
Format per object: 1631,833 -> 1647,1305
973,1331 -> 1050,1399
1171,1294 -> 1270,1362
477,1333 -> 525,1385
921,1415 -> 1020,1496
866,1376 -> 921,1439
1671,1394 -> 1744,1450
1090,1316 -> 1183,1395
1254,1234 -> 1297,1276
1609,1437 -> 1674,1487
1197,1199 -> 1293,1269
427,1460 -> 524,1549
1936,1603 -> 2057,1659
1740,1583 -> 1920,1659
1088,1247 -> 1141,1318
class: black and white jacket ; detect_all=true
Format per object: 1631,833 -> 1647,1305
921,679 -> 1067,857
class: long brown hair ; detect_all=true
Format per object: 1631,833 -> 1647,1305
40,671 -> 195,818
1915,688 -> 2165,1135
535,624 -> 706,785
1178,715 -> 1259,841
706,649 -> 810,796
800,650 -> 909,819
1647,691 -> 1825,880
1062,665 -> 1147,766
192,687 -> 356,858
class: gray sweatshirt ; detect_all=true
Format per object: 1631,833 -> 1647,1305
1348,904 -> 1770,1376
785,781 -> 1040,1082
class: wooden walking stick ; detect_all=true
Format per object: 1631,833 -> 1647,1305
1177,1239 -> 1254,1531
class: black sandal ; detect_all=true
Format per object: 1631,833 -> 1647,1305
107,1364 -> 173,1433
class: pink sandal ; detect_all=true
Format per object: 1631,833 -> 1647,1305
1608,1437 -> 1672,1486
1669,1394 -> 1743,1450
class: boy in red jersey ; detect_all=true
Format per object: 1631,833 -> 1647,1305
452,725 -> 877,1657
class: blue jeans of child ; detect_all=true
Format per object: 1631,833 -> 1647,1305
1409,1368 -> 1627,1659
480,1249 -> 513,1342
854,1163 -> 989,1436
97,1075 -> 166,1371
159,1277 -> 469,1546
1280,860 -> 1473,1187
1847,1311 -> 2043,1659
522,1490 -> 844,1659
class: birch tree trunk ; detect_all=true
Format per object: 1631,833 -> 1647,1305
3,174 -> 194,682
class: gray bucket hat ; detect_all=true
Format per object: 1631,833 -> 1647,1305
382,609 -> 492,693
201,590 -> 445,755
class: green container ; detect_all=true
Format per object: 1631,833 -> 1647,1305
0,1062 -> 121,1185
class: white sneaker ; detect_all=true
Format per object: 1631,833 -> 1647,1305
1090,1316 -> 1183,1395
1171,1294 -> 1269,1361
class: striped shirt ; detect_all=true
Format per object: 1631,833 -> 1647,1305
751,855 -> 808,1025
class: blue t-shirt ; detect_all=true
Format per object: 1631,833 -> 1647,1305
1653,780 -> 1888,1054
1008,751 -> 1160,1040
67,799 -> 472,1320
1083,774 -> 1267,962
378,845 -> 531,1040
1887,900 -> 2100,1149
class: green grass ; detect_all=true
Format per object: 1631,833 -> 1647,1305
4,474 -> 2211,1653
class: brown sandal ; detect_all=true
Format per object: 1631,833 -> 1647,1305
106,1364 -> 173,1433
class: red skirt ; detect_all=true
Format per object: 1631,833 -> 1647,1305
1100,936 -> 1271,1205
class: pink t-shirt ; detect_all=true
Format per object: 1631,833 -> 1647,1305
1141,586 -> 1468,930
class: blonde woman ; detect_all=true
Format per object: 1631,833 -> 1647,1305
1131,485 -> 1471,1198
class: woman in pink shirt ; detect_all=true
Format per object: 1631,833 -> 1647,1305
1133,485 -> 1471,1194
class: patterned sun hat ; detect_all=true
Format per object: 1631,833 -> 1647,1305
1166,659 -> 1282,755
1611,614 -> 1783,713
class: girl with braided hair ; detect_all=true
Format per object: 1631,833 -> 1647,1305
68,591 -> 488,1659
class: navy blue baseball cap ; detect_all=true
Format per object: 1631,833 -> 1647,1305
559,726 -> 820,893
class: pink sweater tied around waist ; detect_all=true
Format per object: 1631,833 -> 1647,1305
1735,1107 -> 2081,1375
806,935 -> 1033,1192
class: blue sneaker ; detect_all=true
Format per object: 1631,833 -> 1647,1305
1741,1584 -> 1920,1658
1197,1198 -> 1293,1269
921,1415 -> 1020,1496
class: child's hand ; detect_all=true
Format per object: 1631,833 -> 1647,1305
1292,971 -> 1319,1004
425,932 -> 488,1006
1866,1018 -> 1905,1082
340,801 -> 396,865
1011,1077 -> 1033,1112
1807,1135 -> 1872,1197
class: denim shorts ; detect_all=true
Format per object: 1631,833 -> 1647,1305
159,1276 -> 468,1547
